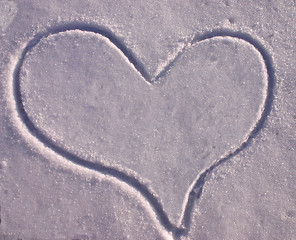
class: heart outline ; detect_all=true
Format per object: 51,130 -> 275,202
12,23 -> 275,238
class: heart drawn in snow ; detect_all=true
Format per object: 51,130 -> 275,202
14,25 -> 271,236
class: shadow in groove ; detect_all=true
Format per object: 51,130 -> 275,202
12,23 -> 275,238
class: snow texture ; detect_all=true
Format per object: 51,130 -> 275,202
0,1 -> 17,34
18,29 -> 267,226
0,0 -> 295,239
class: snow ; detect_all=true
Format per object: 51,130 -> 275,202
17,29 -> 267,227
0,0 -> 296,239
0,1 -> 17,34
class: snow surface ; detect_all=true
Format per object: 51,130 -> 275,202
0,1 -> 17,34
0,0 -> 296,239
18,29 -> 267,226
